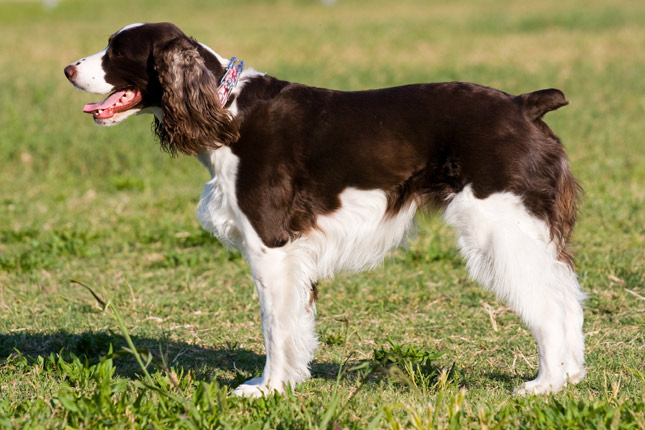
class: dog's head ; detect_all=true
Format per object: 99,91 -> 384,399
64,22 -> 239,155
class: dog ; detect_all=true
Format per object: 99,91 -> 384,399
64,22 -> 585,396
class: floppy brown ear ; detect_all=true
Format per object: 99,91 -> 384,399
153,37 -> 239,156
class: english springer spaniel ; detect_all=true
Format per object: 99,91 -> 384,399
64,22 -> 585,396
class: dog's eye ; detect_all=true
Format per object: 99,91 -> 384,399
108,45 -> 123,58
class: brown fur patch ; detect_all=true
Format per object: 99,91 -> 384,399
153,37 -> 239,156
309,282 -> 318,306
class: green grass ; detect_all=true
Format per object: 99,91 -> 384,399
1,0 -> 644,428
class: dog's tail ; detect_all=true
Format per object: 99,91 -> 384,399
518,88 -> 569,120
551,157 -> 581,268
517,88 -> 579,267
521,88 -> 579,267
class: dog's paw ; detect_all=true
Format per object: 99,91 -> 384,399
513,377 -> 565,395
232,377 -> 280,398
565,366 -> 586,385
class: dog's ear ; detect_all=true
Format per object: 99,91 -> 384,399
153,37 -> 239,156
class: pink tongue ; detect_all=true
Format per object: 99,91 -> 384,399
83,90 -> 127,114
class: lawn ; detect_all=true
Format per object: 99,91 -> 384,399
0,0 -> 643,428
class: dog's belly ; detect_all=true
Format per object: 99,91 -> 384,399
288,188 -> 418,280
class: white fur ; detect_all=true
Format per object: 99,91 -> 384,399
444,185 -> 585,394
293,188 -> 417,280
196,148 -> 244,249
67,48 -> 112,94
116,23 -> 144,34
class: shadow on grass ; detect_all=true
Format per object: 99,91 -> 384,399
0,330 -> 351,387
484,369 -> 524,384
0,330 -> 274,387
0,331 -> 461,389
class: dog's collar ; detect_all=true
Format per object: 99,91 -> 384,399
217,57 -> 244,108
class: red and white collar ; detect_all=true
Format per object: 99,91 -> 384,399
217,57 -> 244,107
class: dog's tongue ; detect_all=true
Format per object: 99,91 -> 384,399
83,89 -> 141,119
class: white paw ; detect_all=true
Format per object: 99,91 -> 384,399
566,366 -> 586,385
514,377 -> 565,395
232,377 -> 281,398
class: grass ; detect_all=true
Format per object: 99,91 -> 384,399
1,0 -> 644,428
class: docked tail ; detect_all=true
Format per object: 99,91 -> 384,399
518,88 -> 579,267
518,88 -> 569,120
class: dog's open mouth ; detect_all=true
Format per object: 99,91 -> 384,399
82,87 -> 143,119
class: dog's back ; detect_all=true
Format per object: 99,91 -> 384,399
233,81 -> 577,259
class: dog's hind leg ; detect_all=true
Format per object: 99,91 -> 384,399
233,246 -> 318,397
444,185 -> 585,394
560,266 -> 586,385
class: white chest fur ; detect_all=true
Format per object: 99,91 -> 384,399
196,148 -> 244,250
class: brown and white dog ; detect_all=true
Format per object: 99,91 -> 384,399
64,22 -> 585,396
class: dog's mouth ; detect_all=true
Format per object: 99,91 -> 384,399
82,87 -> 143,120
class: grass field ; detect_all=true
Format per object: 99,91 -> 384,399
1,0 -> 644,428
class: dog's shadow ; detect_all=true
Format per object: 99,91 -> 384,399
0,330 -> 337,387
1,332 -> 529,393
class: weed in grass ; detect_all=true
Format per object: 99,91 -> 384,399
370,337 -> 447,393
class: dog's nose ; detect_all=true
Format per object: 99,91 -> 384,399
64,64 -> 77,80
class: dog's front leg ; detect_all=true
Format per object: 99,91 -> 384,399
233,246 -> 318,397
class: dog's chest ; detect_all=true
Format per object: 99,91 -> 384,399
196,149 -> 243,249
